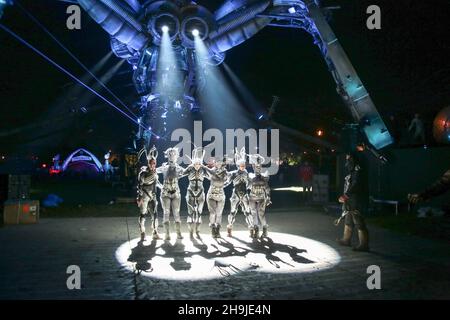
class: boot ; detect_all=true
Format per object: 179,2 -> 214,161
175,222 -> 183,240
227,225 -> 232,237
211,225 -> 216,238
253,226 -> 259,239
216,225 -> 222,238
353,229 -> 370,252
261,226 -> 268,238
337,225 -> 353,247
164,222 -> 171,241
140,232 -> 146,241
249,228 -> 254,238
152,229 -> 161,240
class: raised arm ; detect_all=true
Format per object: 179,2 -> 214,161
409,169 -> 450,204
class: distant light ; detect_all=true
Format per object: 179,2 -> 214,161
423,144 -> 428,150
161,25 -> 169,33
274,186 -> 304,193
174,100 -> 181,109
42,164 -> 47,168
156,135 -> 160,140
288,7 -> 296,14
133,65 -> 138,70
192,29 -> 199,37
258,114 -> 264,120
137,118 -> 141,123
316,129 -> 324,137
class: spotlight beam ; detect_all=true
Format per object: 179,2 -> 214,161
193,36 -> 249,127
0,23 -> 155,135
156,29 -> 183,99
15,1 -> 137,118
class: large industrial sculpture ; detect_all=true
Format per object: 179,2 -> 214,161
1,0 -> 393,150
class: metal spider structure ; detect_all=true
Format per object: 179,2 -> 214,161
1,0 -> 393,150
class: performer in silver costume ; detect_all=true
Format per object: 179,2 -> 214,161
156,147 -> 185,241
248,154 -> 271,239
226,148 -> 253,238
183,147 -> 207,239
204,157 -> 230,238
136,146 -> 161,241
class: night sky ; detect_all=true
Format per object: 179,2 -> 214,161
0,0 -> 449,158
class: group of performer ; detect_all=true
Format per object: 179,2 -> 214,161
136,144 -> 450,253
136,146 -> 271,242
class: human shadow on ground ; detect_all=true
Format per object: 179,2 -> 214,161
127,234 -> 316,275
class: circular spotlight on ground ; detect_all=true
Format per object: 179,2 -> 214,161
115,231 -> 341,281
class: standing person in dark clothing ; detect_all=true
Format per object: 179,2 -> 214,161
408,169 -> 450,204
299,161 -> 314,200
335,153 -> 369,252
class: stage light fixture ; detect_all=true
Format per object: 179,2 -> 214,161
192,29 -> 199,37
161,25 -> 169,33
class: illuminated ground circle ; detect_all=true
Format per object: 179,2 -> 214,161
115,232 -> 341,281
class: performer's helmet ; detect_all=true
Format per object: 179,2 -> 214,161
164,147 -> 179,163
249,154 -> 265,173
235,147 -> 246,167
188,147 -> 205,166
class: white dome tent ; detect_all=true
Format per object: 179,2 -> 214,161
62,148 -> 104,175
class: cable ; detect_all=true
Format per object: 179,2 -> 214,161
15,0 -> 138,119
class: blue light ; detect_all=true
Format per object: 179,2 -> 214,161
258,114 -> 264,120
288,7 -> 296,14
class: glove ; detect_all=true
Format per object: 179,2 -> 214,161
338,194 -> 349,203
